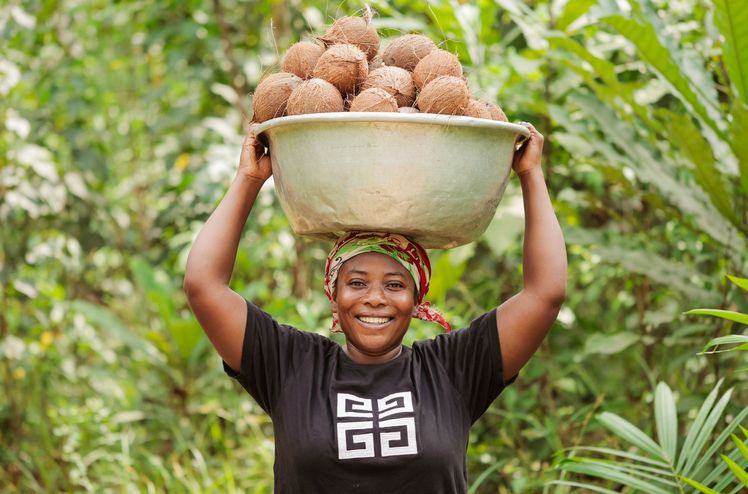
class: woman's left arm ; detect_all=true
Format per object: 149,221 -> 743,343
495,123 -> 567,379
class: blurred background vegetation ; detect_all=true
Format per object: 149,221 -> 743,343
1,0 -> 746,492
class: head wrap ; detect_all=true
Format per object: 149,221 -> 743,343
324,232 -> 451,333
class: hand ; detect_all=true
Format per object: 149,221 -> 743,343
512,122 -> 544,176
238,124 -> 272,182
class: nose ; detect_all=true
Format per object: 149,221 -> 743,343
363,284 -> 386,306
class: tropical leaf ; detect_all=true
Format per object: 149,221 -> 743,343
679,475 -> 721,494
686,310 -> 748,326
601,14 -> 723,136
597,412 -> 666,460
562,446 -> 670,467
732,433 -> 748,462
556,0 -> 597,31
559,459 -> 673,493
702,335 -> 748,354
668,113 -> 741,230
680,387 -> 734,477
547,35 -> 616,84
590,246 -> 719,303
561,225 -> 720,303
713,0 -> 748,104
730,101 -> 748,194
494,0 -> 547,50
547,480 -> 620,494
567,456 -> 675,479
552,381 -> 744,492
692,407 -> 748,477
721,454 -> 748,486
654,382 -> 678,462
704,442 -> 748,490
727,274 -> 748,292
568,92 -> 736,254
548,38 -> 664,134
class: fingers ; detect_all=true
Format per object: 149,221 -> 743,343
517,121 -> 543,142
247,124 -> 269,156
241,125 -> 268,164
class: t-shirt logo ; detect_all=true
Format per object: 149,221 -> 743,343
336,391 -> 418,460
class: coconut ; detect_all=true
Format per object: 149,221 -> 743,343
251,72 -> 303,122
463,99 -> 492,120
286,78 -> 344,115
319,7 -> 379,61
398,106 -> 420,113
412,49 -> 463,90
381,34 -> 437,71
313,43 -> 369,95
484,101 -> 508,121
361,66 -> 416,107
281,41 -> 325,79
416,75 -> 470,115
349,88 -> 399,112
369,55 -> 385,72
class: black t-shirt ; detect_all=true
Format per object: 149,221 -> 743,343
224,300 -> 514,493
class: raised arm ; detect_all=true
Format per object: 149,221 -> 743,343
183,126 -> 271,372
496,123 -> 567,379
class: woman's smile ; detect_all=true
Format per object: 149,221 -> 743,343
356,315 -> 394,326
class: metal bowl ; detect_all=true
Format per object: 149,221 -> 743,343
254,112 -> 529,249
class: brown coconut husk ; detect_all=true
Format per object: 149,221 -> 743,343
281,41 -> 325,79
286,78 -> 344,115
251,72 -> 303,122
398,106 -> 420,113
368,55 -> 385,72
313,43 -> 369,95
381,34 -> 437,71
484,101 -> 508,121
361,66 -> 416,107
349,87 -> 399,112
416,75 -> 470,115
463,99 -> 493,120
412,49 -> 463,90
319,6 -> 380,61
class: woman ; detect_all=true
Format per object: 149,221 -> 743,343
183,121 -> 566,492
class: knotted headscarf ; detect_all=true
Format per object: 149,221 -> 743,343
324,232 -> 451,333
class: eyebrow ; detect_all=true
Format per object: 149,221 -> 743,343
346,269 -> 406,277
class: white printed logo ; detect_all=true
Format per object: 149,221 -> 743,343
336,392 -> 417,460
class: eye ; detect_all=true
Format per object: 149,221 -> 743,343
387,281 -> 405,289
348,279 -> 366,287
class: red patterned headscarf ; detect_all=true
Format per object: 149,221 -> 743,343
324,232 -> 451,333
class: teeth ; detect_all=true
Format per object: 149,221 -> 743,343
358,316 -> 390,325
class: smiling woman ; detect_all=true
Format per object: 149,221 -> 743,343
332,251 -> 417,364
182,121 -> 567,493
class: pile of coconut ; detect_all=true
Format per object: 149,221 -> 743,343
251,6 -> 508,123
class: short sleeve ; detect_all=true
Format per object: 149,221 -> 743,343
222,300 -> 324,415
415,309 -> 515,423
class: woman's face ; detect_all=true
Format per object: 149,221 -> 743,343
331,252 -> 416,364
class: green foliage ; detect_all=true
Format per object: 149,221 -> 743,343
688,275 -> 748,355
550,380 -> 748,493
2,0 -> 747,492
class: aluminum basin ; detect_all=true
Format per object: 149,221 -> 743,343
254,112 -> 529,249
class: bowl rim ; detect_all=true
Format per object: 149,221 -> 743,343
253,112 -> 532,137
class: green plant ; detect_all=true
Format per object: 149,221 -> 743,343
680,425 -> 748,493
549,380 -> 748,493
687,275 -> 748,358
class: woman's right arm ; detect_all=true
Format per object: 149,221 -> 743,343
183,127 -> 272,372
